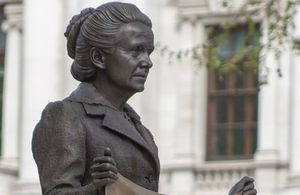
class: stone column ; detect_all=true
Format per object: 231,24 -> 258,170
0,3 -> 22,169
283,4 -> 300,195
13,0 -> 67,194
253,10 -> 281,195
193,20 -> 208,162
166,19 -> 199,195
174,20 -> 196,161
254,59 -> 279,161
254,1 -> 292,194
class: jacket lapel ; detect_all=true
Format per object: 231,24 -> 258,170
83,103 -> 160,173
70,83 -> 160,173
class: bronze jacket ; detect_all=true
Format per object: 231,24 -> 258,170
32,82 -> 160,195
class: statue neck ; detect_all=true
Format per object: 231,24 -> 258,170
90,70 -> 135,111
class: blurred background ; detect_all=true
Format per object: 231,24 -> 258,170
0,0 -> 299,194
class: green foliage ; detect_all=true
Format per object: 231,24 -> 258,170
156,0 -> 300,86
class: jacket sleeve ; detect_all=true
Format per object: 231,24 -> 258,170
32,101 -> 98,195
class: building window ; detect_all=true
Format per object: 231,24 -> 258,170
206,25 -> 259,161
0,5 -> 6,155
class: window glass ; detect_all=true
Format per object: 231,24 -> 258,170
206,24 -> 259,161
216,96 -> 227,123
215,129 -> 227,156
233,129 -> 245,155
252,96 -> 258,122
216,76 -> 226,90
252,128 -> 257,154
234,96 -> 245,123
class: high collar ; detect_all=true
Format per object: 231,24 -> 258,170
69,82 -> 141,121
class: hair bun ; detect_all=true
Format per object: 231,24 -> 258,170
64,8 -> 95,59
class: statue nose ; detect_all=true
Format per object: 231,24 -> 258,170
140,54 -> 153,68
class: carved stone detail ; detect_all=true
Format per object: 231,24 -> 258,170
175,0 -> 209,23
1,4 -> 22,32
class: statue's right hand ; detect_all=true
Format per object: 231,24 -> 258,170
90,148 -> 118,192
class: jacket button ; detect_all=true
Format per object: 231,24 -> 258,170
148,175 -> 154,183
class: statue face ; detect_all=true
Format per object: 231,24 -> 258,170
103,22 -> 154,94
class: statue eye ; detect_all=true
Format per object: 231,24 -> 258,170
132,46 -> 143,56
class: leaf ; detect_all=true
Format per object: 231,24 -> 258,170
184,49 -> 190,57
249,0 -> 262,6
160,46 -> 168,56
293,38 -> 300,50
286,2 -> 295,12
176,50 -> 183,60
222,1 -> 228,7
206,27 -> 214,36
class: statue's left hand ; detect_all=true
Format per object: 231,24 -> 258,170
228,176 -> 257,195
90,148 -> 118,193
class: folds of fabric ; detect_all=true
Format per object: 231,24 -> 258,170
105,173 -> 245,195
105,173 -> 166,195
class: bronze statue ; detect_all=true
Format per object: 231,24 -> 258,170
32,2 -> 257,195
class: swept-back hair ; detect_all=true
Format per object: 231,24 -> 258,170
64,2 -> 152,81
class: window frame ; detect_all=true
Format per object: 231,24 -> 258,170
205,25 -> 259,161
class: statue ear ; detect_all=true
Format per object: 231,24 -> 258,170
90,47 -> 105,69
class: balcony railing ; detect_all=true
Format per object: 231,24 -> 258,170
160,160 -> 255,195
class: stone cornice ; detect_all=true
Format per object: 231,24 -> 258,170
174,0 -> 263,26
1,3 -> 22,31
176,0 -> 209,17
0,0 -> 22,6
171,0 -> 209,25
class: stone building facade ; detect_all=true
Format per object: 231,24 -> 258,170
0,0 -> 299,195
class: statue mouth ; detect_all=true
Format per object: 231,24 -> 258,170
132,73 -> 148,78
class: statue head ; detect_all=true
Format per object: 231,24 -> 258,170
64,2 -> 152,82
